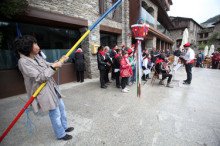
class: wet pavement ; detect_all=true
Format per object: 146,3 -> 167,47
0,67 -> 220,146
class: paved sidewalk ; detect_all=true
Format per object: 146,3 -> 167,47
0,67 -> 220,146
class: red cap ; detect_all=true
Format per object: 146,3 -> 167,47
131,44 -> 135,47
183,42 -> 190,47
122,45 -> 125,48
128,49 -> 133,54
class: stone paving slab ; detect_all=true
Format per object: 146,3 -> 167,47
0,67 -> 220,146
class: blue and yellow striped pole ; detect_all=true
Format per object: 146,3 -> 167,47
0,0 -> 122,142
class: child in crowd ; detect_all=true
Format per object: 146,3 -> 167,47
142,53 -> 150,81
196,54 -> 203,68
128,49 -> 136,84
120,51 -> 132,93
146,54 -> 153,79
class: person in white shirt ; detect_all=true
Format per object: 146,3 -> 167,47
142,53 -> 150,81
180,43 -> 195,84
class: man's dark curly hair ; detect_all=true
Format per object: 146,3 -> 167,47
13,35 -> 37,57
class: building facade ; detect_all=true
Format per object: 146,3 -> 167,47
0,0 -> 174,98
130,0 -> 174,52
213,21 -> 220,50
198,21 -> 220,50
169,17 -> 203,49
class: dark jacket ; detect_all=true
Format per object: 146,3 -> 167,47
110,50 -> 117,67
73,52 -> 85,71
165,51 -> 170,57
155,61 -> 166,74
97,52 -> 107,70
105,52 -> 112,70
174,50 -> 182,57
114,56 -> 121,69
196,57 -> 202,64
150,50 -> 159,63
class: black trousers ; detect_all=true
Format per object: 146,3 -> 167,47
111,66 -> 116,79
212,62 -> 219,69
100,70 -> 106,87
121,77 -> 128,89
76,71 -> 84,82
115,71 -> 120,86
142,72 -> 149,80
105,68 -> 110,83
185,63 -> 193,83
162,73 -> 172,83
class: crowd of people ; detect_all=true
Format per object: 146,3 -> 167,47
195,50 -> 220,69
96,44 -> 173,92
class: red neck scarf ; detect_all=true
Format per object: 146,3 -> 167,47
115,54 -> 121,59
156,59 -> 164,65
113,48 -> 116,51
143,57 -> 148,60
98,50 -> 105,56
75,50 -> 82,53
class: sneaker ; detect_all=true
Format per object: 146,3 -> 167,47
121,89 -> 128,93
65,127 -> 74,132
58,134 -> 72,141
125,88 -> 130,91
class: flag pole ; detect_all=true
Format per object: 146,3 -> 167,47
0,0 -> 122,142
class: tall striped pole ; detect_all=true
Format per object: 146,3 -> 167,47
137,40 -> 142,98
0,0 -> 122,142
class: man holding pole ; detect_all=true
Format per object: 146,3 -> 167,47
15,35 -> 74,140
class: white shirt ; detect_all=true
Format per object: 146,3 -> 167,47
142,58 -> 148,69
184,48 -> 195,63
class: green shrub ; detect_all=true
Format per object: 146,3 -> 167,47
198,43 -> 207,50
0,0 -> 28,18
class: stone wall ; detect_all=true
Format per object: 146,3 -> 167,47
189,20 -> 201,46
28,0 -> 129,78
169,29 -> 183,48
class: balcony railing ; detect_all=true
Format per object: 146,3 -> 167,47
141,7 -> 155,27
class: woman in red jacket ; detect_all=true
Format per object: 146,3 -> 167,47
120,51 -> 133,93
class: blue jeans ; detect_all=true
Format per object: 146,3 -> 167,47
49,98 -> 68,138
132,68 -> 136,82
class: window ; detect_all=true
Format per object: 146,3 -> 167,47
99,0 -> 122,22
0,21 -> 80,70
200,34 -> 203,38
204,33 -> 208,38
100,33 -> 117,49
